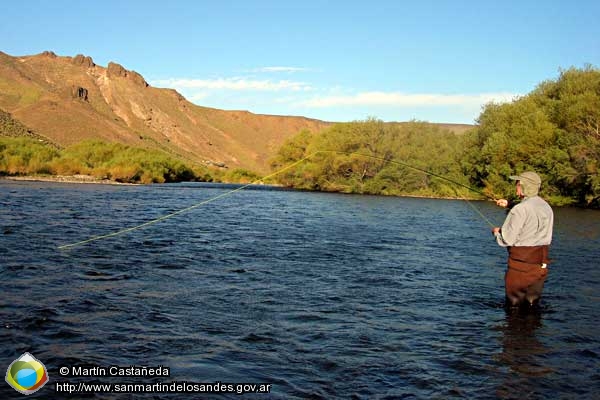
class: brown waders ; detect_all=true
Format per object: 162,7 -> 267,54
505,245 -> 550,307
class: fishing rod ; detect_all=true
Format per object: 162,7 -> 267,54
318,150 -> 497,201
57,150 -> 497,250
317,150 -> 498,227
319,151 -> 497,227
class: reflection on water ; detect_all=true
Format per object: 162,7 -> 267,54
500,308 -> 548,373
495,306 -> 560,399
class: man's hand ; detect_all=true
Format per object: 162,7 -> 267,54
492,227 -> 501,235
496,199 -> 508,208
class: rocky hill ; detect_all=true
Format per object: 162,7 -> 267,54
0,51 -> 475,173
0,51 -> 331,172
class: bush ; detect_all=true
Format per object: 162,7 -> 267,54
0,137 -> 219,184
223,168 -> 262,183
0,137 -> 59,175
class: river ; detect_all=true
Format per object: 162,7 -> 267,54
1,181 -> 599,399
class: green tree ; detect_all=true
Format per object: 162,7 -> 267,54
270,119 -> 471,198
462,66 -> 600,206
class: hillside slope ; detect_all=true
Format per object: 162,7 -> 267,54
0,51 -> 331,172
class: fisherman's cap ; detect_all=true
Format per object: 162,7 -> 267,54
509,171 -> 542,186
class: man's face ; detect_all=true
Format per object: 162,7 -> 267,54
516,181 -> 524,198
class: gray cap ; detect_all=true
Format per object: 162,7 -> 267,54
509,171 -> 542,197
509,171 -> 542,186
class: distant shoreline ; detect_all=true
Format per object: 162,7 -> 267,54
0,174 -> 489,201
0,174 -> 138,185
5,176 -> 594,208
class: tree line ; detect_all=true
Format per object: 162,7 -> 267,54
269,66 -> 600,207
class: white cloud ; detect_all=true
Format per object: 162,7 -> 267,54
149,75 -> 520,123
152,77 -> 312,92
252,66 -> 311,73
298,91 -> 519,108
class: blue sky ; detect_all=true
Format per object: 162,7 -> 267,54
2,0 -> 599,123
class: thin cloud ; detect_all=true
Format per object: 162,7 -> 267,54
152,77 -> 313,92
299,91 -> 519,108
253,66 -> 311,73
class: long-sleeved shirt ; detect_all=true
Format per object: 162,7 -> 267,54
495,196 -> 554,247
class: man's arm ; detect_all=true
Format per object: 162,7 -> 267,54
493,207 -> 526,247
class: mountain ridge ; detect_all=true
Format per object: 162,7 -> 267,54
0,50 -> 474,173
0,50 -> 333,172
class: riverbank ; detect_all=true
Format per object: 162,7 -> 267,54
1,174 -> 485,200
0,174 -> 138,185
4,174 -> 596,208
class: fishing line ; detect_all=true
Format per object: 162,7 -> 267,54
58,150 -> 497,250
449,187 -> 496,228
463,199 -> 496,227
57,154 -> 314,250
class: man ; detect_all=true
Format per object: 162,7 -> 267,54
492,171 -> 554,307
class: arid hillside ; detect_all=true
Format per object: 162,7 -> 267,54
0,51 -> 331,172
0,51 -> 475,173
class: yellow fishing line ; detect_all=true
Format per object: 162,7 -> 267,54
461,197 -> 496,228
57,154 -> 316,250
58,150 -> 497,250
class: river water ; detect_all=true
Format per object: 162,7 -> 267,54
1,181 -> 599,399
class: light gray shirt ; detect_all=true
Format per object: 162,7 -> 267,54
495,196 -> 554,247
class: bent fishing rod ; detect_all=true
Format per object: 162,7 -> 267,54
57,150 -> 497,250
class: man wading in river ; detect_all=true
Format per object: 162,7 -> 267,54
492,171 -> 554,308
